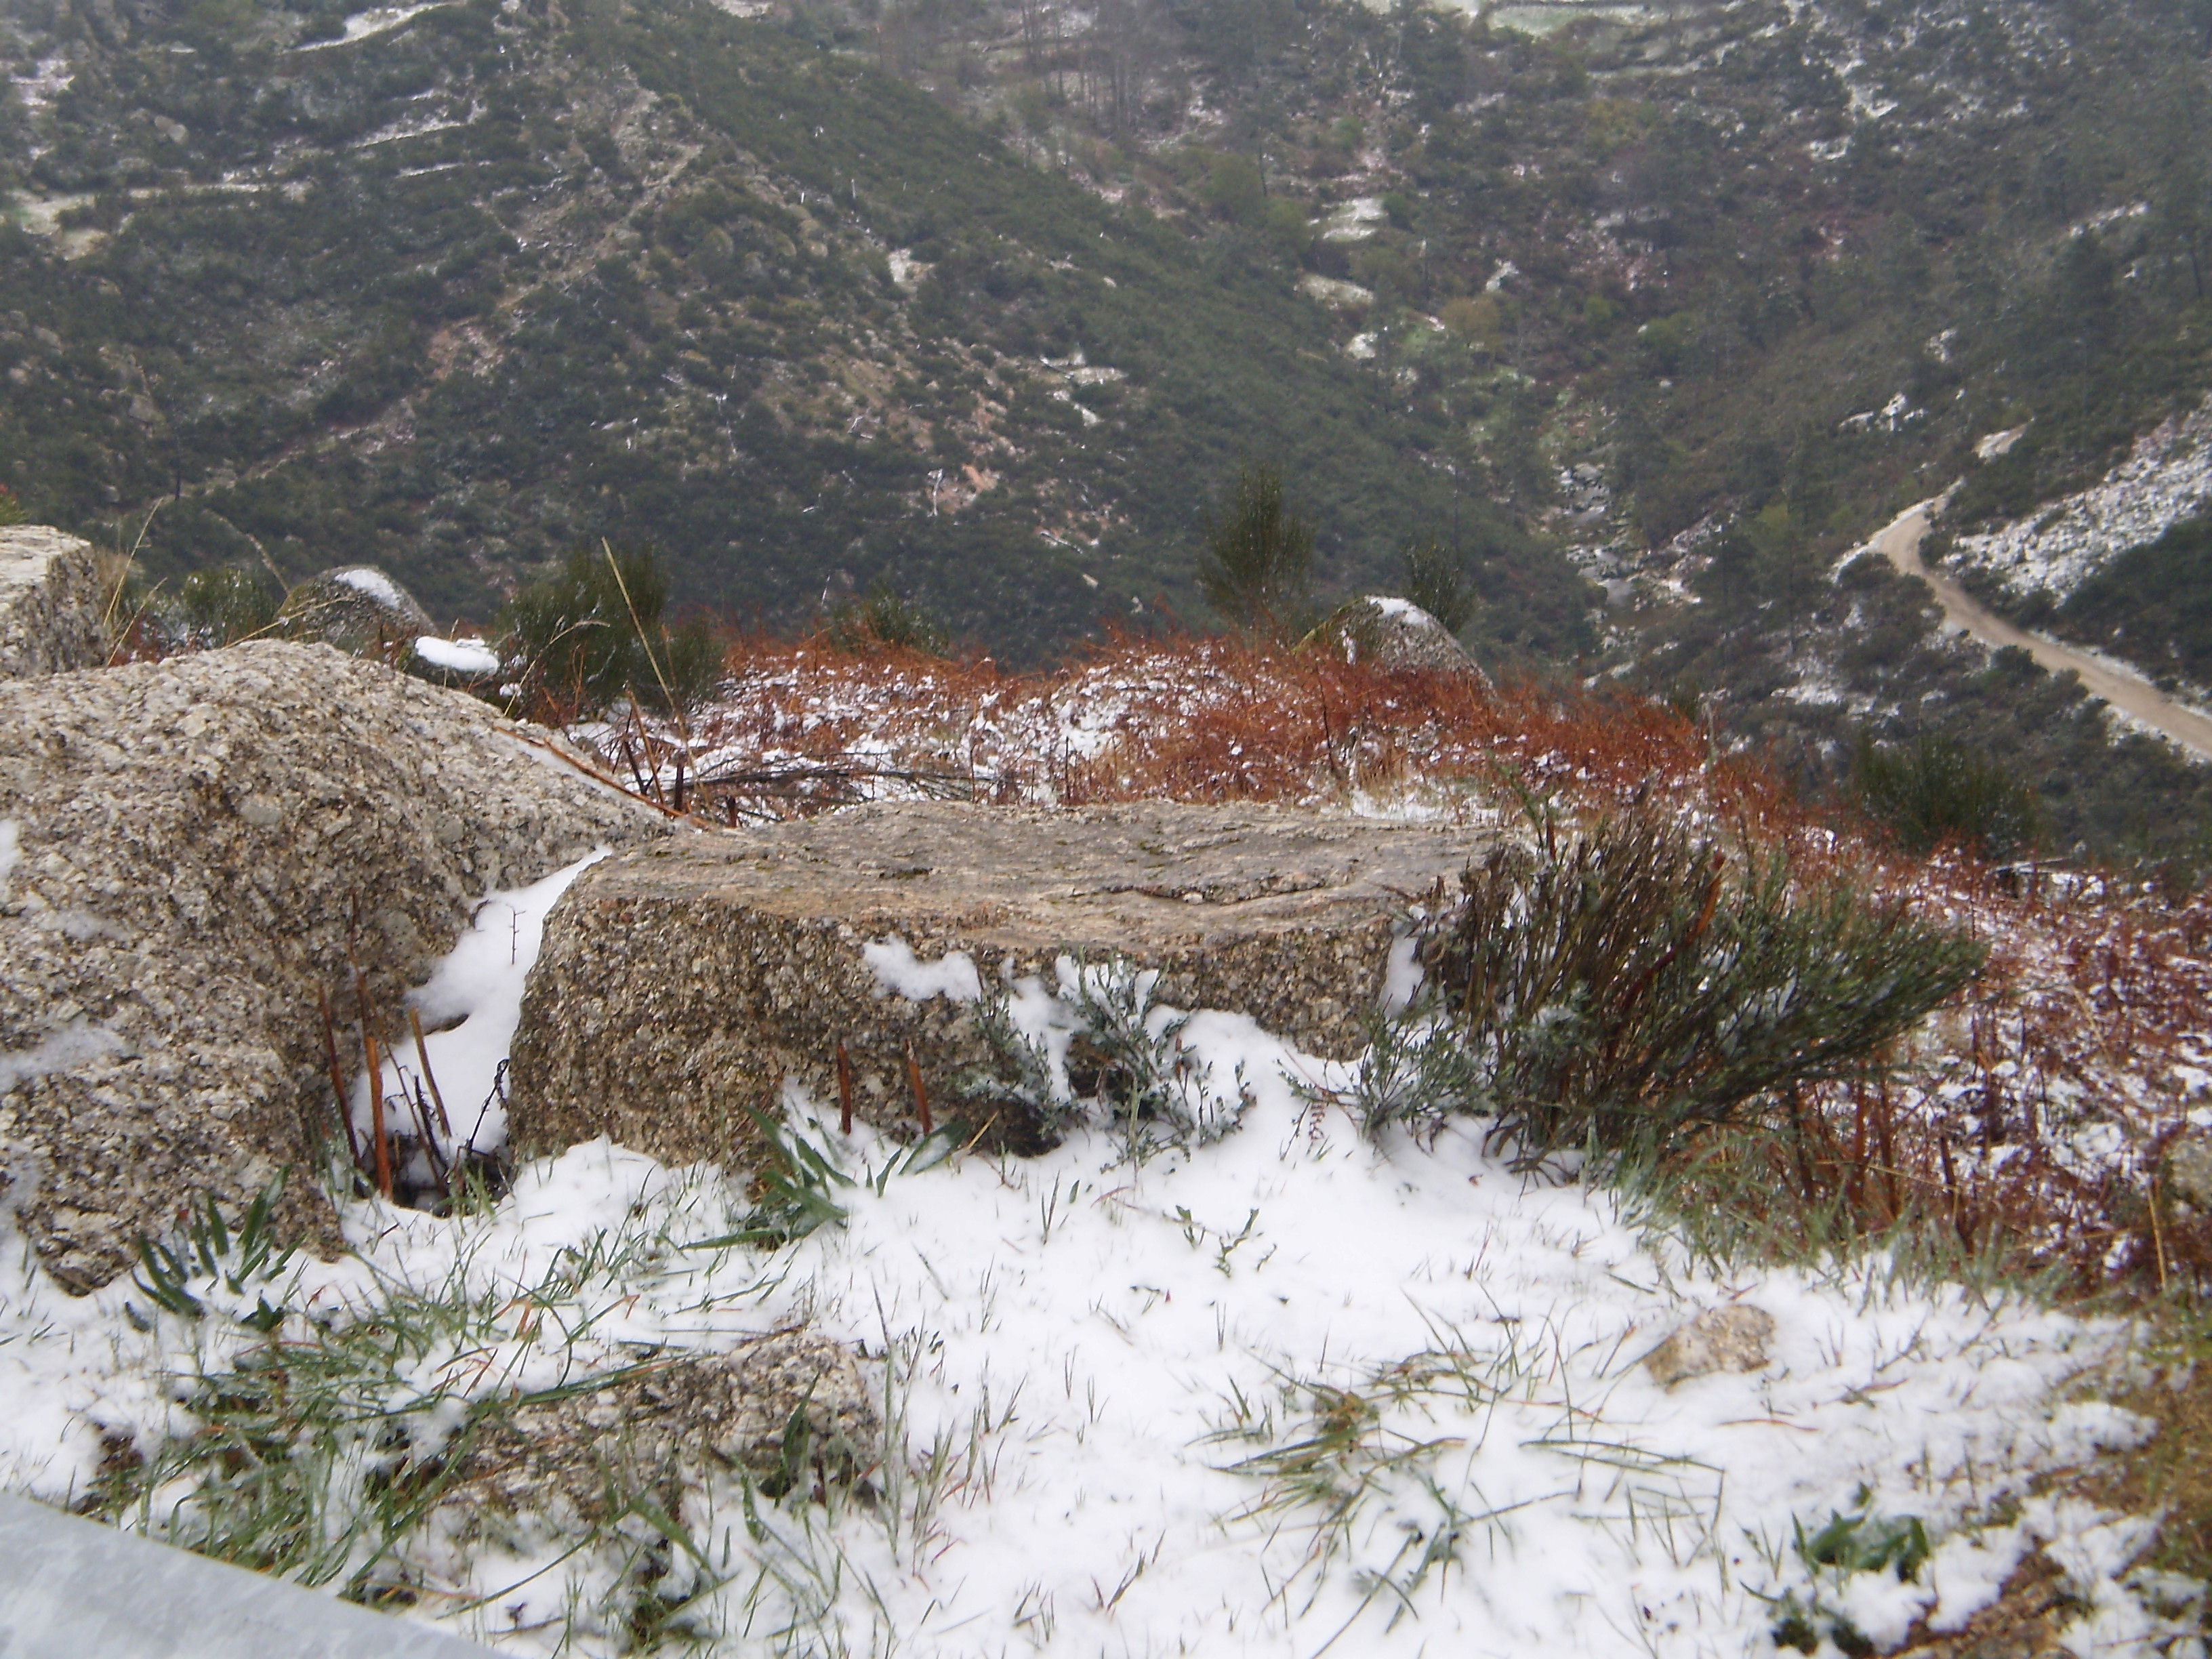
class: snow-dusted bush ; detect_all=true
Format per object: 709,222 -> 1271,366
1404,802 -> 1986,1163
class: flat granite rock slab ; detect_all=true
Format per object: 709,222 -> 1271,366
509,800 -> 1490,1170
0,527 -> 104,680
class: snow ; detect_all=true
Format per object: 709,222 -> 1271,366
860,936 -> 984,1004
331,566 -> 410,609
1364,594 -> 1443,630
411,635 -> 501,676
289,1 -> 455,51
353,851 -> 609,1168
0,900 -> 2194,1656
0,1020 -> 123,1095
1952,395 -> 2212,598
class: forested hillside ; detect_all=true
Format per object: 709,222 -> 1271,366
0,0 -> 1582,655
9,0 -> 2212,851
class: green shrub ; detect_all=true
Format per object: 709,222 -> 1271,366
824,581 -> 950,656
180,565 -> 283,646
1400,535 -> 1475,634
0,485 -> 22,527
1197,465 -> 1315,641
1849,733 -> 2040,860
1404,803 -> 1985,1164
504,546 -> 720,716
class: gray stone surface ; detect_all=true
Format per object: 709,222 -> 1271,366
277,565 -> 437,655
508,800 -> 1488,1170
440,1330 -> 879,1528
1642,1305 -> 1776,1387
2165,1126 -> 2212,1212
0,1494 -> 498,1658
1305,596 -> 1487,678
0,641 -> 667,1290
0,526 -> 106,680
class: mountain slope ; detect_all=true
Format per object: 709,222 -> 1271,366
0,0 -> 1586,653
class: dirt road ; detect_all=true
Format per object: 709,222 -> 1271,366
1868,501 -> 2212,762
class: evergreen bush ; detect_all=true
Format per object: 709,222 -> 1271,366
1850,733 -> 2041,859
1197,465 -> 1315,641
179,565 -> 282,647
1406,804 -> 1986,1164
1401,535 -> 1475,634
504,546 -> 720,717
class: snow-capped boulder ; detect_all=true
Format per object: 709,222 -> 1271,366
0,642 -> 667,1290
276,564 -> 437,655
0,527 -> 106,680
507,800 -> 1487,1171
1303,596 -> 1487,679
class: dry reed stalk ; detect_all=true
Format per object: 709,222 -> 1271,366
836,1041 -> 855,1136
363,1026 -> 392,1198
408,1007 -> 453,1137
903,1038 -> 932,1134
316,987 -> 361,1169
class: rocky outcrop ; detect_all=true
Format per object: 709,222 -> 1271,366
508,800 -> 1485,1170
276,566 -> 437,655
0,642 -> 667,1290
438,1330 -> 879,1528
1303,596 -> 1486,678
0,527 -> 106,680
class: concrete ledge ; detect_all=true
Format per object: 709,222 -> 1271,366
0,526 -> 105,680
508,801 -> 1486,1167
0,1494 -> 495,1657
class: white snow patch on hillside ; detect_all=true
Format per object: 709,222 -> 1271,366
1952,396 -> 2212,598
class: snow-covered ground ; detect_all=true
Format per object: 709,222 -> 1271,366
0,855 -> 2200,1657
1951,398 -> 2212,600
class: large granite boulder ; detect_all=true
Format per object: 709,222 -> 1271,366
0,527 -> 106,680
508,801 -> 1487,1169
1304,596 -> 1487,678
0,642 -> 666,1290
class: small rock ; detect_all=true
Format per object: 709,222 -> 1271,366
437,1330 -> 880,1529
2164,1128 -> 2212,1212
276,566 -> 436,655
1642,1304 -> 1776,1387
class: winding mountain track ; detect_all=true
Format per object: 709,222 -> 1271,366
1868,500 -> 2212,762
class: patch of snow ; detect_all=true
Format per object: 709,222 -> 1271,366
1345,330 -> 1380,360
886,249 -> 930,293
411,636 -> 501,676
1319,196 -> 1387,244
1296,273 -> 1374,309
1364,594 -> 1443,629
354,851 -> 609,1164
0,850 -> 2196,1656
1952,395 -> 2212,598
861,936 -> 984,1004
1975,424 -> 2028,462
0,1020 -> 125,1096
289,1 -> 455,52
1486,259 -> 1519,292
331,567 -> 409,610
